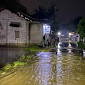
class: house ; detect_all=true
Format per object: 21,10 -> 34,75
0,9 -> 51,47
0,9 -> 29,47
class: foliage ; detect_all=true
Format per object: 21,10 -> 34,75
20,55 -> 25,60
3,64 -> 12,70
73,16 -> 82,25
77,41 -> 85,49
25,45 -> 41,52
3,61 -> 26,71
77,18 -> 85,39
41,47 -> 51,52
26,55 -> 34,59
42,48 -> 49,52
31,5 -> 59,32
20,54 -> 35,60
1,54 -> 33,72
1,72 -> 6,75
32,5 -> 58,22
0,45 -> 42,74
13,61 -> 26,68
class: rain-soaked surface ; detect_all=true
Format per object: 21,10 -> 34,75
0,40 -> 85,85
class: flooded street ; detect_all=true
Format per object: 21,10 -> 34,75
0,40 -> 85,85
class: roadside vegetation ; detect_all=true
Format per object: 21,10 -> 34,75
77,41 -> 85,49
77,18 -> 85,49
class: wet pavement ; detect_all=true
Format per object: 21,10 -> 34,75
0,39 -> 85,85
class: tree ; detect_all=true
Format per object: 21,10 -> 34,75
32,5 -> 59,32
32,5 -> 58,22
77,18 -> 85,39
32,6 -> 47,21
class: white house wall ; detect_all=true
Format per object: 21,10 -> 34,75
0,10 -> 29,46
0,9 -> 45,47
7,20 -> 29,45
30,23 -> 43,44
0,20 -> 7,45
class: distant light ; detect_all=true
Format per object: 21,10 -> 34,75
69,33 -> 72,36
58,32 -> 61,35
62,35 -> 64,36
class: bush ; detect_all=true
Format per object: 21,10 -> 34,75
26,55 -> 34,59
25,45 -> 41,52
13,61 -> 26,68
20,55 -> 25,60
77,41 -> 85,49
3,64 -> 12,70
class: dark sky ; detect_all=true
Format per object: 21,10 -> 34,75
19,0 -> 85,24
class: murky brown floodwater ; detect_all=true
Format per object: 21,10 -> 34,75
0,48 -> 27,68
0,42 -> 85,85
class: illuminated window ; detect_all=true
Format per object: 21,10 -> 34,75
15,31 -> 19,40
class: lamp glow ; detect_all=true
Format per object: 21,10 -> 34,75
58,32 -> 61,35
69,33 -> 72,36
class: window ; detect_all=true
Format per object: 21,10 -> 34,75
10,22 -> 21,27
15,31 -> 19,40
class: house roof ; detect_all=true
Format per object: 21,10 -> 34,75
0,7 -> 44,24
17,12 -> 36,22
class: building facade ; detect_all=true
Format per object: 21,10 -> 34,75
0,9 -> 51,47
0,10 -> 29,47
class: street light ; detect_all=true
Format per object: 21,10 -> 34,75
69,33 -> 72,36
69,33 -> 72,39
58,32 -> 61,36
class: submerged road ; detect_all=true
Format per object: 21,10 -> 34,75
0,38 -> 85,85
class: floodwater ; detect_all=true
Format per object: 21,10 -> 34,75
0,41 -> 85,85
0,48 -> 27,68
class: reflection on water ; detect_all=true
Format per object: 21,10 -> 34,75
83,50 -> 85,58
0,48 -> 27,68
57,42 -> 62,56
0,43 -> 85,85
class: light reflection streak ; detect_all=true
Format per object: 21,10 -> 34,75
37,52 -> 53,85
83,50 -> 85,58
57,42 -> 62,56
56,42 -> 63,85
68,43 -> 72,53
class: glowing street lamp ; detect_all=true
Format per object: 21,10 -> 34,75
58,32 -> 61,36
69,33 -> 72,39
69,33 -> 72,36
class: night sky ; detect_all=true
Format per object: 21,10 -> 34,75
19,0 -> 85,25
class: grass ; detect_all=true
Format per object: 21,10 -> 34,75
25,45 -> 41,53
3,64 -> 12,71
13,61 -> 26,68
20,55 -> 25,60
25,45 -> 52,52
41,48 -> 50,52
26,55 -> 34,59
